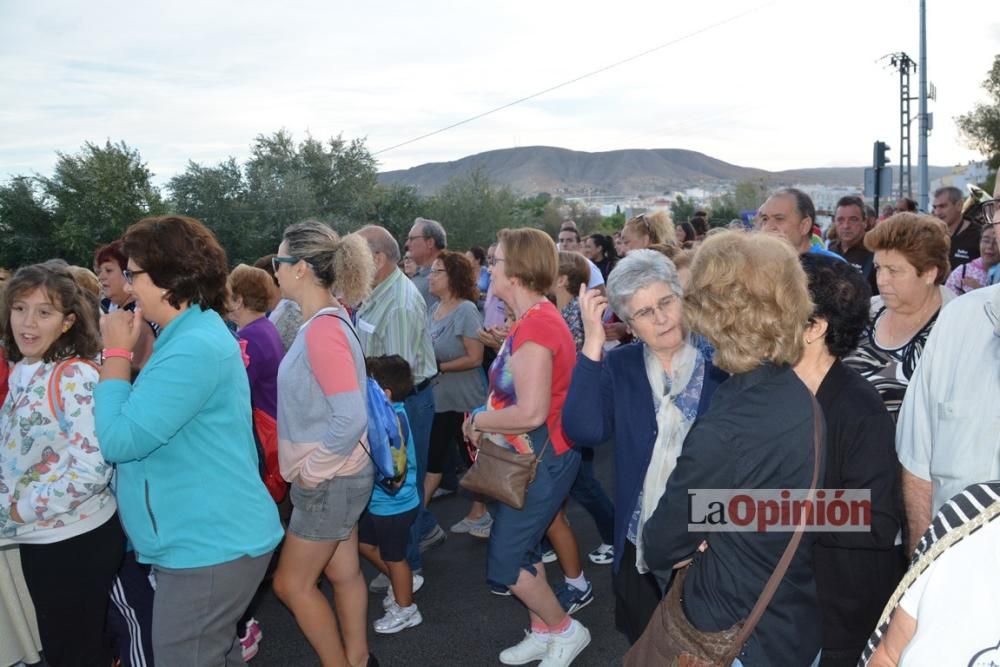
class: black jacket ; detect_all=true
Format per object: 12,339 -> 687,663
643,363 -> 823,667
813,359 -> 904,665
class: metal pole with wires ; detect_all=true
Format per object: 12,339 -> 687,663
918,0 -> 929,211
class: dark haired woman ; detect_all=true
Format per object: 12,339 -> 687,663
95,215 -> 283,667
0,260 -> 124,666
795,255 -> 904,667
93,239 -> 155,368
424,250 -> 488,535
269,220 -> 378,667
582,234 -> 618,281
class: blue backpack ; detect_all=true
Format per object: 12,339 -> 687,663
330,315 -> 407,491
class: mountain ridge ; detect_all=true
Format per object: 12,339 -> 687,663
378,145 -> 953,196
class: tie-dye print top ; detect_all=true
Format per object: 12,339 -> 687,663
486,300 -> 576,456
0,358 -> 116,544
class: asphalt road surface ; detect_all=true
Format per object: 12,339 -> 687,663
252,445 -> 630,666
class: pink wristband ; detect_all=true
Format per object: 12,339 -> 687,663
102,348 -> 133,362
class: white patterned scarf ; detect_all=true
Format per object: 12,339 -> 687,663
635,338 -> 704,573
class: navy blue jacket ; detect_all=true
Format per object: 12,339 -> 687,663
561,342 -> 725,573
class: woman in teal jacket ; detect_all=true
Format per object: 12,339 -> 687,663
95,215 -> 283,667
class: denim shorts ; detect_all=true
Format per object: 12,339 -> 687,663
288,468 -> 375,542
486,427 -> 581,586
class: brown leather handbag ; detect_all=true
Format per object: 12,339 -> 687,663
459,437 -> 549,510
624,397 -> 823,667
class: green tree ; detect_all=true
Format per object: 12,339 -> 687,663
670,195 -> 697,225
424,167 -> 518,249
369,184 -> 424,240
708,192 -> 740,226
38,140 -> 164,265
732,179 -> 769,212
956,54 -> 1000,193
0,177 -> 58,268
168,158 -> 250,262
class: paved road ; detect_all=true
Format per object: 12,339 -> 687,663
252,446 -> 630,666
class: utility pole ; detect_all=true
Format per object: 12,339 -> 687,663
889,53 -> 916,198
918,0 -> 929,211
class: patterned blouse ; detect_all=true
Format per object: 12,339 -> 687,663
843,301 -> 940,421
559,298 -> 584,353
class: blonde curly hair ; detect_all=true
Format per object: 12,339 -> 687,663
684,231 -> 813,374
282,221 -> 374,306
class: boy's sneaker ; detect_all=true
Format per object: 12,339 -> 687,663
419,524 -> 447,552
489,582 -> 512,596
539,620 -> 591,667
468,515 -> 494,539
587,543 -> 614,565
555,581 -> 594,615
373,603 -> 422,634
541,549 -> 558,564
382,572 -> 425,610
450,512 -> 493,534
499,630 -> 549,665
369,572 -> 391,593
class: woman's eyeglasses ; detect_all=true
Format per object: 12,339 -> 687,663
122,269 -> 147,285
271,256 -> 298,272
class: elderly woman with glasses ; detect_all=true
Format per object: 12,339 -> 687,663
562,249 -> 726,645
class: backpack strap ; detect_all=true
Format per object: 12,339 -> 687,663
47,358 -> 101,433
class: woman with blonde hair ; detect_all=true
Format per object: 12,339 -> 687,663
641,232 -> 823,666
620,211 -> 675,256
269,220 -> 379,667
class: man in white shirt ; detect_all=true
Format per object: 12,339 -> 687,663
895,283 -> 1000,552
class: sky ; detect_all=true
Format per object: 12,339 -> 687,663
1,0 -> 998,188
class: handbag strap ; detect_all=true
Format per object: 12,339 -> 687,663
732,394 -> 823,649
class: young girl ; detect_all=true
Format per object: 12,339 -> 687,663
0,260 -> 124,667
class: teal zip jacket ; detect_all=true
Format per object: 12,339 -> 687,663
96,306 -> 282,568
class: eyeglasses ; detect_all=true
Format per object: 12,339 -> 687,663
487,257 -> 506,267
429,268 -> 447,274
271,256 -> 298,272
628,295 -> 677,324
122,269 -> 147,285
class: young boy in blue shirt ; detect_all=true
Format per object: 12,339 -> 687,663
359,355 -> 423,634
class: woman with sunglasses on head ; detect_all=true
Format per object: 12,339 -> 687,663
270,221 -> 379,667
95,216 -> 283,667
0,260 -> 124,667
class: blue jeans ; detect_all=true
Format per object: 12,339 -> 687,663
569,449 -> 615,545
403,383 -> 438,570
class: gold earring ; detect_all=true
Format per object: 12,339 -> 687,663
62,324 -> 70,333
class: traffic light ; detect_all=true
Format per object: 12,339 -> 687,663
874,141 -> 891,169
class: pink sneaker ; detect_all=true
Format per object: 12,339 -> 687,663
240,618 -> 262,661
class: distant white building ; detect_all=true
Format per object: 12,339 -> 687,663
930,161 -> 991,194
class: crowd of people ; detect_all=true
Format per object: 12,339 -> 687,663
0,171 -> 997,667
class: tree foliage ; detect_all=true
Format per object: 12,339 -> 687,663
0,177 -> 58,268
957,54 -> 1000,172
670,195 -> 697,225
38,141 -> 165,266
423,167 -> 519,250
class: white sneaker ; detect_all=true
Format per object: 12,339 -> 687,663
382,573 -> 425,610
368,572 -> 390,593
587,543 -> 614,565
539,620 -> 591,667
451,511 -> 493,534
373,603 -> 422,634
499,631 -> 550,665
542,549 -> 558,564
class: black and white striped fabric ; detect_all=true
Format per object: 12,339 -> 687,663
858,481 -> 1000,665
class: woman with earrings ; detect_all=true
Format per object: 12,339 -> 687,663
95,216 -> 283,667
269,220 -> 380,667
0,260 -> 123,667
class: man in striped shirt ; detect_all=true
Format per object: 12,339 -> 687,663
357,226 -> 443,582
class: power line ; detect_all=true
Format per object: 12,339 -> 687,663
372,2 -> 776,157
